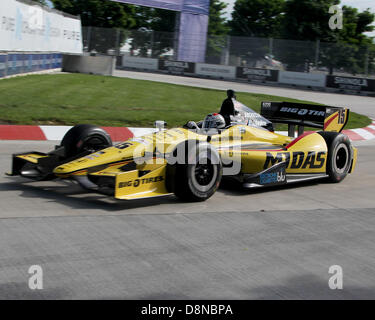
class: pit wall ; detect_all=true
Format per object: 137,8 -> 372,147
0,53 -> 62,78
121,56 -> 375,96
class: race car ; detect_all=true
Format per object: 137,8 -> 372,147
7,91 -> 357,202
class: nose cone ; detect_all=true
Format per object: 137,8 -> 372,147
53,156 -> 94,176
53,143 -> 147,176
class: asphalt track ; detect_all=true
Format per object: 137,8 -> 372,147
0,74 -> 375,299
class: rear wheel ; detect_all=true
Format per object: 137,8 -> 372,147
166,141 -> 222,202
61,124 -> 112,159
318,132 -> 353,182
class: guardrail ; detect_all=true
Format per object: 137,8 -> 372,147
0,53 -> 62,78
121,56 -> 375,96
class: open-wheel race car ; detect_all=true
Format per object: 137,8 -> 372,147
8,91 -> 357,202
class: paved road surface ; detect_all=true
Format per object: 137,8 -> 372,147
0,140 -> 374,299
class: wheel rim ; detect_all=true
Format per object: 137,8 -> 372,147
191,159 -> 218,193
333,143 -> 349,174
195,163 -> 215,185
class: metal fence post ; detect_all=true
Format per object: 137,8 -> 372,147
87,26 -> 92,52
364,45 -> 369,76
150,31 -> 154,58
269,37 -> 273,56
173,13 -> 180,60
225,35 -> 231,65
115,29 -> 120,56
315,39 -> 320,68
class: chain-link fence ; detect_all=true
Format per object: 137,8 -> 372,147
82,27 -> 177,59
82,26 -> 375,78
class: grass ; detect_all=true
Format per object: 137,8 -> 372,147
0,73 -> 371,129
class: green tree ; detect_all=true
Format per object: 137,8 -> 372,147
227,0 -> 285,66
51,0 -> 138,53
206,0 -> 229,63
279,0 -> 375,74
51,0 -> 137,28
208,0 -> 229,36
229,0 -> 285,37
320,6 -> 375,74
282,0 -> 339,41
273,0 -> 340,71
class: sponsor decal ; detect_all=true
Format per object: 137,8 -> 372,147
261,102 -> 327,122
260,171 -> 286,184
0,0 -> 82,54
236,67 -> 278,82
195,63 -> 236,79
122,56 -> 158,70
278,71 -> 326,87
326,75 -> 375,92
264,151 -> 326,170
158,59 -> 195,74
280,106 -> 326,117
118,176 -> 164,188
262,102 -> 272,109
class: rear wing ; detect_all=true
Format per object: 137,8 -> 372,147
260,102 -> 349,137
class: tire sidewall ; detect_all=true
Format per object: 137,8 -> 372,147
186,144 -> 222,200
61,124 -> 112,158
327,134 -> 353,182
168,141 -> 222,201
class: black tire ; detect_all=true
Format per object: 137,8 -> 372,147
318,131 -> 353,183
166,141 -> 222,202
61,124 -> 112,159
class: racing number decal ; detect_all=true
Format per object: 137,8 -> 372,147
338,109 -> 346,124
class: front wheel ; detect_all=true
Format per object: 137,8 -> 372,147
166,141 -> 222,202
61,124 -> 112,159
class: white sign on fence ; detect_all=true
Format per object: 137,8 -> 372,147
0,0 -> 82,53
195,63 -> 236,79
122,56 -> 159,71
278,71 -> 326,87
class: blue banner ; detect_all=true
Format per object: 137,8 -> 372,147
182,0 -> 209,14
112,0 -> 209,14
178,12 -> 208,62
0,55 -> 6,78
112,0 -> 182,11
7,54 -> 24,75
0,53 -> 62,77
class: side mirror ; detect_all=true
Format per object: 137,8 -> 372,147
154,120 -> 167,132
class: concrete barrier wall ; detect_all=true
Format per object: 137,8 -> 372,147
62,55 -> 116,76
119,56 -> 375,95
122,56 -> 158,71
278,71 -> 326,87
195,63 -> 236,79
0,53 -> 62,78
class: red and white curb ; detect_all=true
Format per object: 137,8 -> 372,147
0,120 -> 375,141
0,125 -> 156,141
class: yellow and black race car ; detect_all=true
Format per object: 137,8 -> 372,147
8,91 -> 357,202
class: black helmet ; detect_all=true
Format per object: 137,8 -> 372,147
227,89 -> 236,99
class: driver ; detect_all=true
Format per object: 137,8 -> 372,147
202,113 -> 226,130
220,89 -> 238,126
